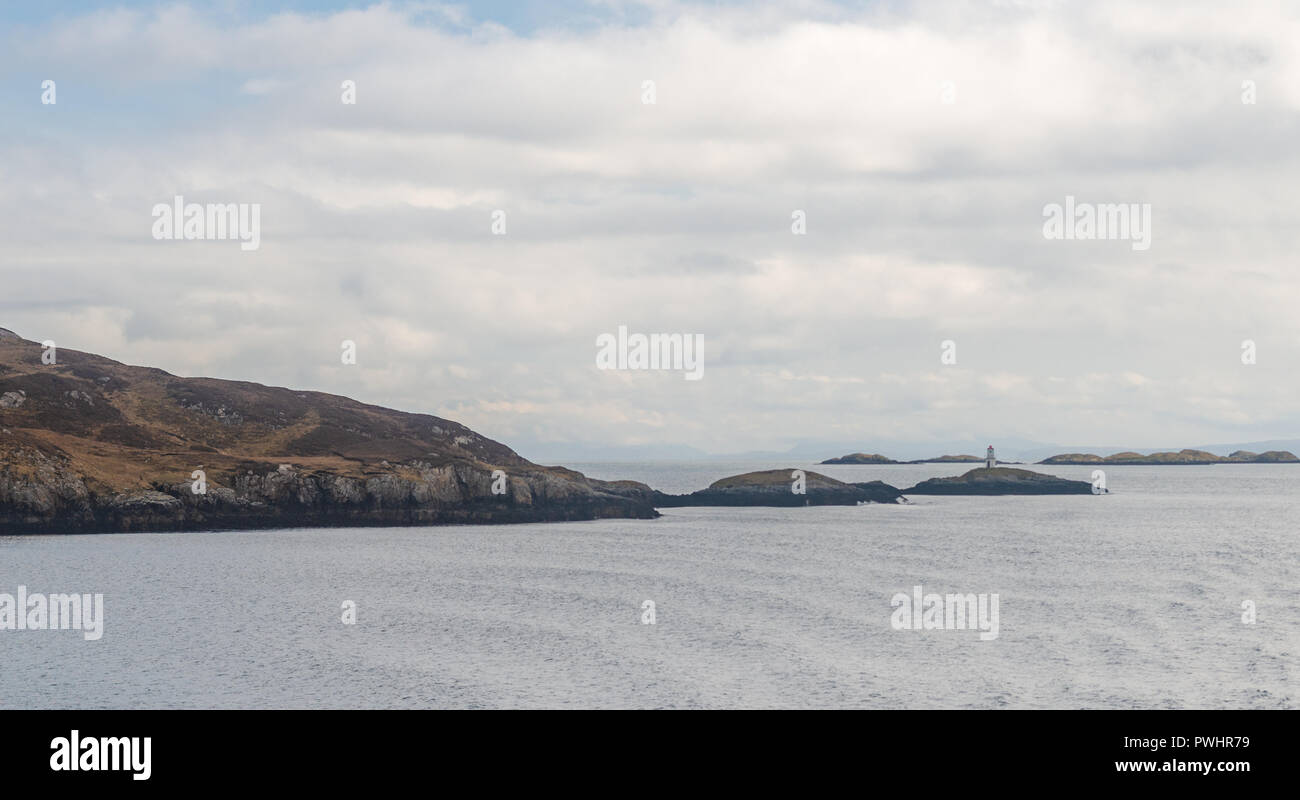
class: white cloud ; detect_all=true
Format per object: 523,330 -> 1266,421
3,1 -> 1300,453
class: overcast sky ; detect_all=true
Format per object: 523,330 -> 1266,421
4,0 -> 1300,455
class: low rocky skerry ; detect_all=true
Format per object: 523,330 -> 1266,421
1038,449 -> 1298,465
652,469 -> 907,507
904,467 -> 1094,495
820,453 -> 1009,465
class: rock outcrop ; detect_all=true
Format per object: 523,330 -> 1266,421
0,329 -> 657,533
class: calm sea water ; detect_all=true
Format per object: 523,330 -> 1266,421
1,461 -> 1295,709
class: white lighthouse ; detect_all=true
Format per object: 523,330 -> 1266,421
986,445 -> 996,469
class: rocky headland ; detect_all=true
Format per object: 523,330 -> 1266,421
0,329 -> 658,534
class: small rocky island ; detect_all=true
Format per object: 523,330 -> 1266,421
904,467 -> 1094,495
820,453 -> 995,464
652,470 -> 906,507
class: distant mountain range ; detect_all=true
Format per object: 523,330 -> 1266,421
820,448 -> 1297,465
519,437 -> 1300,464
1038,449 -> 1298,465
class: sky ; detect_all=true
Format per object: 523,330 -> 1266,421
3,0 -> 1300,457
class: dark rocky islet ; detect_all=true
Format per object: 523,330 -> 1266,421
903,467 -> 1094,495
651,469 -> 907,507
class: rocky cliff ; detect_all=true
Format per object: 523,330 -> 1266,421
0,329 -> 657,533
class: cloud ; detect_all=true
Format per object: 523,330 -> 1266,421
3,0 -> 1300,453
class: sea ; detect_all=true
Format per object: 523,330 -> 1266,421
1,461 -> 1295,709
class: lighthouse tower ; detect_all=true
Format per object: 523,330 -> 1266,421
986,445 -> 996,469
